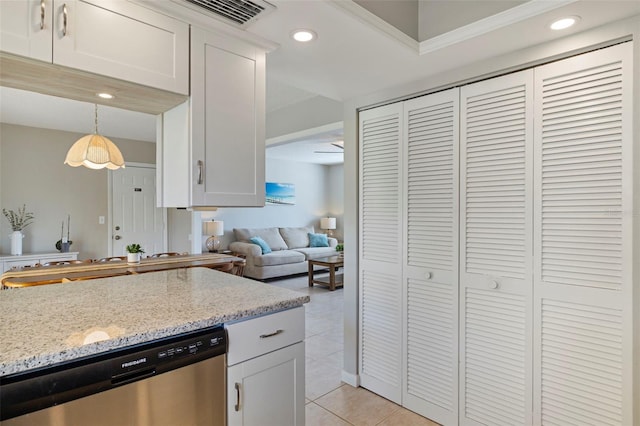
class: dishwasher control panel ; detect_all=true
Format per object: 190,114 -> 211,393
112,327 -> 227,377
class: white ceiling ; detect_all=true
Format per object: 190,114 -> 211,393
1,0 -> 639,166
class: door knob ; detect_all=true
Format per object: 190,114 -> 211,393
115,226 -> 121,231
114,235 -> 121,240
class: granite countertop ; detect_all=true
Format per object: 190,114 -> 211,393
0,267 -> 309,377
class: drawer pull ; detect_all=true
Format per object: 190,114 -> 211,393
62,4 -> 68,37
259,329 -> 283,339
234,382 -> 241,411
40,0 -> 45,30
197,160 -> 204,185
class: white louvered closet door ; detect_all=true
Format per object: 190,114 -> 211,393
533,42 -> 634,426
359,103 -> 404,403
460,70 -> 534,426
402,89 -> 459,426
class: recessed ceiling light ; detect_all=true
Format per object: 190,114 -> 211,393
550,16 -> 580,31
97,92 -> 114,99
291,29 -> 316,43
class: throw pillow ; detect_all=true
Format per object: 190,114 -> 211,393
308,233 -> 329,247
279,226 -> 314,249
250,236 -> 272,254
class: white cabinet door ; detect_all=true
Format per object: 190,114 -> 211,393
52,0 -> 189,94
190,27 -> 265,207
533,42 -> 634,426
0,0 -> 52,62
358,103 -> 404,404
227,342 -> 305,426
402,88 -> 459,426
459,69 -> 534,426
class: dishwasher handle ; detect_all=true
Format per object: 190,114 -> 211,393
112,367 -> 156,386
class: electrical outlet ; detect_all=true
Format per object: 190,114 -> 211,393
99,216 -> 105,225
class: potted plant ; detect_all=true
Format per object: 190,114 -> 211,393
125,243 -> 145,264
3,204 -> 34,255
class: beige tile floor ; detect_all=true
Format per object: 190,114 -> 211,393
268,273 -> 440,426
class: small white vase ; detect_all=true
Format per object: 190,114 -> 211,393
127,252 -> 141,264
10,231 -> 24,256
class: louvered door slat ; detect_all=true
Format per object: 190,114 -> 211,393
402,89 -> 459,425
533,42 -> 633,426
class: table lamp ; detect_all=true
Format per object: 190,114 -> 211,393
320,217 -> 336,238
203,220 -> 224,252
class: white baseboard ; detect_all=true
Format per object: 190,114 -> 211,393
341,370 -> 360,387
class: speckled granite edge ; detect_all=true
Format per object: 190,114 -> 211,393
0,268 -> 309,376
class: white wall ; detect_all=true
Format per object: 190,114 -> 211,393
195,157 -> 344,251
266,96 -> 343,139
0,123 -> 155,260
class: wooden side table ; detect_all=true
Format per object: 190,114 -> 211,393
308,255 -> 344,291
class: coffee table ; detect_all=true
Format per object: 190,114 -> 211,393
308,254 -> 344,291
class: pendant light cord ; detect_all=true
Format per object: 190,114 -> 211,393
94,104 -> 99,134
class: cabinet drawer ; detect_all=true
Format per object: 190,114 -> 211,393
226,307 -> 304,366
4,259 -> 41,271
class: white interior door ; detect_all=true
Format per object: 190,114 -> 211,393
402,88 -> 459,426
358,103 -> 404,404
459,69 -> 534,426
533,42 -> 633,426
111,165 -> 166,256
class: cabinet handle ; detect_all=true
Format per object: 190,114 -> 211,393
62,4 -> 67,37
234,382 -> 241,412
489,280 -> 499,290
425,272 -> 432,280
197,160 -> 203,185
40,0 -> 45,30
259,329 -> 283,339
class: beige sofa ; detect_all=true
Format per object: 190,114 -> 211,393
229,226 -> 338,280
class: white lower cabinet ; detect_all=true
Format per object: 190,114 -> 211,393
1,252 -> 79,273
225,307 -> 305,426
359,42 -> 635,425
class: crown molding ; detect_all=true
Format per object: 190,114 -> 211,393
419,0 -> 578,55
328,0 -> 578,56
327,0 -> 419,54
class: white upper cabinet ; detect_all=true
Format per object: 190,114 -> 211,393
0,0 -> 53,62
158,26 -> 266,208
0,0 -> 189,95
190,27 -> 265,207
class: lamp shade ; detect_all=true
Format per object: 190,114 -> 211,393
64,134 -> 125,170
320,217 -> 336,230
204,220 -> 224,236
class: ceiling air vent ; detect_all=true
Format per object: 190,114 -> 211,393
182,0 -> 276,27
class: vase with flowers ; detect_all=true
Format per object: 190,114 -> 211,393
3,204 -> 34,255
55,215 -> 73,252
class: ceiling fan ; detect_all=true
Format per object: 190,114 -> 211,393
314,141 -> 344,154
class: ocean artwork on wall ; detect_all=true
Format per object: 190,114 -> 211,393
266,182 -> 296,205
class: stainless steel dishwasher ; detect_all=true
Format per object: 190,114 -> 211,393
1,326 -> 226,426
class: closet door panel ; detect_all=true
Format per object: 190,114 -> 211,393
533,42 -> 633,426
402,89 -> 459,425
359,103 -> 403,403
460,70 -> 534,426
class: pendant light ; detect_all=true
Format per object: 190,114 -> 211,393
64,104 -> 125,170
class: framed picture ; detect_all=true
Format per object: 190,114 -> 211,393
266,182 -> 295,205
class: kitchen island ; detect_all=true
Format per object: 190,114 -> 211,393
0,267 -> 309,377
